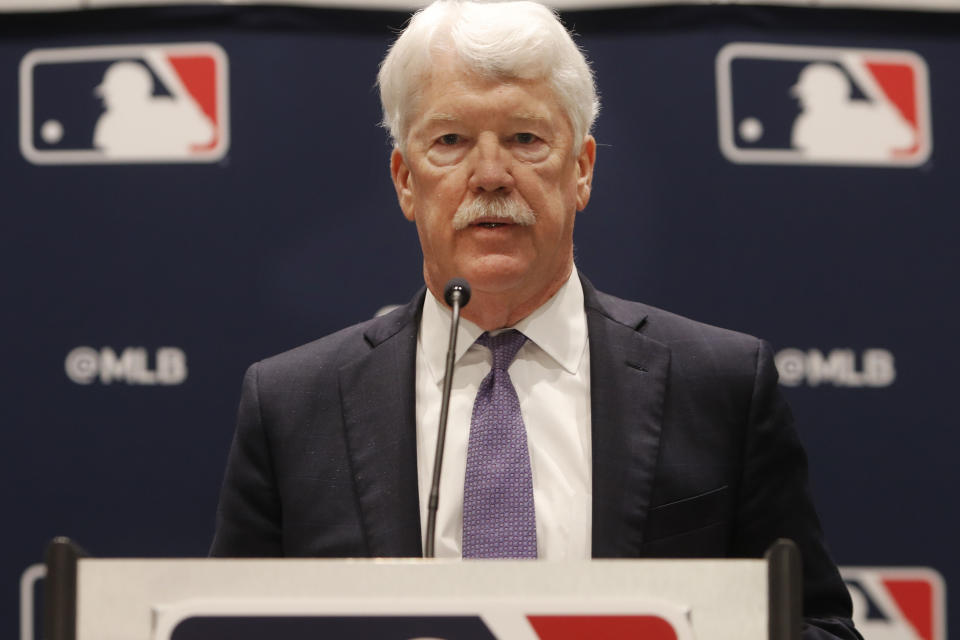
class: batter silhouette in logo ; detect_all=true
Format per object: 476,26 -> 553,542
790,63 -> 915,161
93,61 -> 215,158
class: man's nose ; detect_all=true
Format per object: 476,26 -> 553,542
467,133 -> 514,193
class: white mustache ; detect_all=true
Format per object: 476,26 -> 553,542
452,197 -> 536,231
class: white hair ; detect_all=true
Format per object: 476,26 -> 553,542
377,0 -> 600,153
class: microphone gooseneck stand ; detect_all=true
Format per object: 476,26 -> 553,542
424,277 -> 471,558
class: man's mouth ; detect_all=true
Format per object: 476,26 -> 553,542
452,198 -> 536,231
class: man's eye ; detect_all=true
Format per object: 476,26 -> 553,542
515,132 -> 537,144
439,133 -> 460,145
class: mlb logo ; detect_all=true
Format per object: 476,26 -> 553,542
165,614 -> 688,640
716,43 -> 931,166
152,595 -> 695,640
19,42 -> 229,164
841,567 -> 946,640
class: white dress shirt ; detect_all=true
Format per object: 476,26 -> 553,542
415,269 -> 592,559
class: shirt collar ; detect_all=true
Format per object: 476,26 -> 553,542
419,269 -> 587,384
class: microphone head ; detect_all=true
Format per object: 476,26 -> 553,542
443,278 -> 471,308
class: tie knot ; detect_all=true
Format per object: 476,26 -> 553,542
477,330 -> 527,371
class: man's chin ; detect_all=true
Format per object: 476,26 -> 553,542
457,257 -> 532,293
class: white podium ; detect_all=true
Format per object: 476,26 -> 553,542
43,538 -> 801,640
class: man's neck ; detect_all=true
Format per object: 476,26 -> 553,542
440,267 -> 574,331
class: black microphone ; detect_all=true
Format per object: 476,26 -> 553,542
424,277 -> 471,558
443,278 -> 471,308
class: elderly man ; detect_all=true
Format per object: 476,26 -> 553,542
212,1 -> 859,638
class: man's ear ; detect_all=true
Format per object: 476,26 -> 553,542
390,148 -> 416,222
575,135 -> 596,211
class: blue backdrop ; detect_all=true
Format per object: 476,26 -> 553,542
3,4 -> 955,638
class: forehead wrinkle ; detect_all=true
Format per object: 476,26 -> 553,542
422,111 -> 551,127
511,112 -> 550,123
426,113 -> 459,123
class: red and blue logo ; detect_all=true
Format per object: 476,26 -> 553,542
716,43 -> 931,167
19,42 -> 229,164
167,614 -> 686,640
842,567 -> 946,640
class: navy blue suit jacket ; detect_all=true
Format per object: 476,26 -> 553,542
211,275 -> 860,639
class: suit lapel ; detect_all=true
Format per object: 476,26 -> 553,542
339,292 -> 425,557
336,277 -> 668,558
582,276 -> 671,557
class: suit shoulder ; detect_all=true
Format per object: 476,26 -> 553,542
588,288 -> 768,380
592,288 -> 762,349
643,304 -> 762,351
249,302 -> 418,388
257,322 -> 367,375
592,291 -> 777,409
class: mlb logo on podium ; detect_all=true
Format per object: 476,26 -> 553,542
166,614 -> 688,640
716,42 -> 931,167
19,42 -> 229,164
841,567 -> 946,640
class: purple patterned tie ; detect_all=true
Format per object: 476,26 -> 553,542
462,330 -> 537,558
